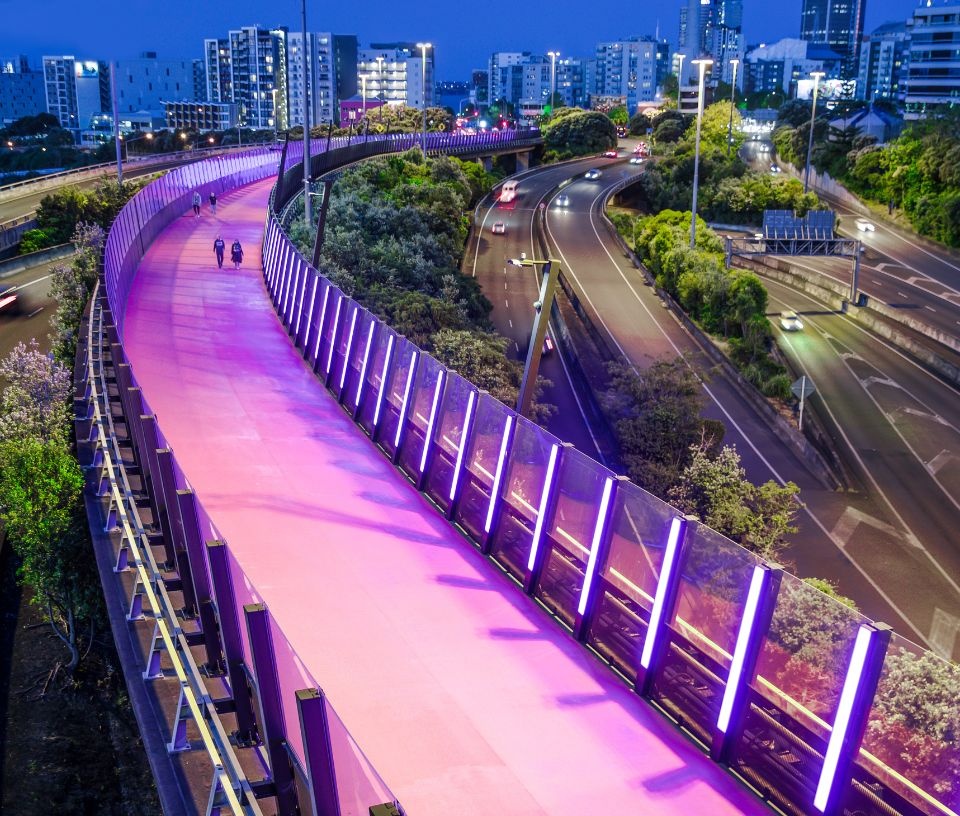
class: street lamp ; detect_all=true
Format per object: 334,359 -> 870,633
361,74 -> 368,121
301,0 -> 312,228
119,131 -> 153,160
689,58 -> 713,249
506,257 -> 561,417
675,53 -> 687,110
804,71 -> 826,193
416,42 -> 432,157
727,58 -> 739,157
547,50 -> 560,115
376,55 -> 386,122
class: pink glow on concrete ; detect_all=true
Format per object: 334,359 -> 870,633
121,178 -> 769,816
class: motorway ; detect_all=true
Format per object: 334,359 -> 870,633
0,257 -> 59,357
469,143 -> 960,660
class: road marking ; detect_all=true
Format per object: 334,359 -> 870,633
927,449 -> 955,475
897,291 -> 908,298
862,375 -> 899,389
514,342 -> 519,353
508,319 -> 513,328
504,299 -> 509,308
925,305 -> 937,313
829,505 -> 906,548
26,306 -> 45,318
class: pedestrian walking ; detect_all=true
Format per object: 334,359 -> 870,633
213,236 -> 225,268
209,191 -> 218,215
192,190 -> 201,218
231,239 -> 243,270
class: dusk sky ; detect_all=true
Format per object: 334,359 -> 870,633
1,0 -> 924,80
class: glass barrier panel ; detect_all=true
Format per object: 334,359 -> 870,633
856,632 -> 960,815
535,446 -> 611,628
423,372 -> 475,515
587,481 -> 675,684
397,353 -> 443,482
341,309 -> 375,415
224,547 -> 262,666
488,417 -> 559,583
652,522 -> 760,746
294,269 -> 319,351
305,277 -> 331,368
290,261 -> 310,346
330,299 -> 360,401
377,338 -> 417,460
318,289 -> 346,379
323,697 -> 398,815
454,394 -> 513,544
268,615 -> 320,775
357,323 -> 397,437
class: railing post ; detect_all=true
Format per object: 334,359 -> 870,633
573,475 -> 624,641
522,442 -> 568,594
205,541 -> 257,742
244,604 -> 300,815
296,688 -> 341,816
155,449 -> 196,611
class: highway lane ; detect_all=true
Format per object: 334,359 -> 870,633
762,275 -> 960,656
0,257 -> 60,358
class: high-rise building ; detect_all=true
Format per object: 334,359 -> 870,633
42,56 -> 107,132
594,37 -> 660,111
857,21 -> 910,102
333,35 -> 359,116
113,53 -> 194,115
488,52 -> 529,105
471,69 -> 489,105
556,57 -> 590,107
204,38 -> 232,103
0,56 -> 44,125
287,32 -> 338,126
903,0 -> 960,118
742,38 -> 844,97
678,0 -> 744,85
360,43 -> 434,109
799,0 -> 867,79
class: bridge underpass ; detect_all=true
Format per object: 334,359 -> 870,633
118,171 -> 764,814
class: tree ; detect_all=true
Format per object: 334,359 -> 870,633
0,438 -> 100,673
431,329 -> 522,407
777,98 -> 814,128
0,340 -> 72,445
542,110 -> 617,158
607,106 -> 629,126
49,222 -> 104,364
654,118 -> 685,144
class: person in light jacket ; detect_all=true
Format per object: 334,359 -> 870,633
192,190 -> 201,218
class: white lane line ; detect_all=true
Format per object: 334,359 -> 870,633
470,197 -> 497,278
26,306 -> 45,318
504,299 -> 509,308
6,272 -> 54,292
508,319 -> 513,328
925,305 -> 937,313
897,291 -> 908,298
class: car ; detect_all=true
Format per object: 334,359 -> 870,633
754,232 -> 764,240
616,126 -> 627,138
855,218 -> 875,232
491,221 -> 506,235
0,287 -> 19,315
542,335 -> 555,356
769,164 -> 781,173
629,156 -> 645,165
554,194 -> 571,207
779,310 -> 803,331
602,149 -> 619,158
584,168 -> 602,180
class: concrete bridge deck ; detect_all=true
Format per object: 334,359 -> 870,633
120,175 -> 767,815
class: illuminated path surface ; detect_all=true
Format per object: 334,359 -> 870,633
122,177 -> 767,815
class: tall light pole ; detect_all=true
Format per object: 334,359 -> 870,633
376,55 -> 386,122
507,257 -> 561,418
301,0 -> 312,228
726,58 -> 739,157
675,53 -> 686,110
361,74 -> 367,121
689,58 -> 713,249
416,42 -> 432,157
804,71 -> 826,193
547,50 -> 560,115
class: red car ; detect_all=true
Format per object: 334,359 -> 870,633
602,149 -> 619,158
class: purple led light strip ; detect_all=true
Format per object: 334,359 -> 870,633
448,391 -> 476,502
577,476 -> 614,615
312,286 -> 331,362
419,370 -> 445,473
640,516 -> 684,669
356,321 -> 376,406
483,415 -> 513,534
527,444 -> 560,571
716,564 -> 766,733
325,295 -> 344,375
372,334 -> 395,428
339,307 -> 359,390
394,352 -> 419,448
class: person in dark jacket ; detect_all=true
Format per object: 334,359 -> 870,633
213,236 -> 225,268
209,191 -> 218,215
230,240 -> 243,270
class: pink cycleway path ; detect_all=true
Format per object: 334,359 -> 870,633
122,177 -> 768,815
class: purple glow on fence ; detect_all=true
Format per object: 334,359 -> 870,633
394,351 -> 418,448
578,476 -> 614,616
640,516 -> 684,670
303,277 -> 319,346
278,245 -> 292,308
419,369 -> 445,474
356,321 -> 376,405
273,244 -> 287,299
325,294 -> 344,375
484,415 -> 513,534
284,263 -> 300,321
312,285 -> 331,362
814,625 -> 874,812
373,334 -> 395,428
717,565 -> 767,733
293,270 -> 308,337
339,306 -> 359,390
527,443 -> 560,571
448,390 -> 476,502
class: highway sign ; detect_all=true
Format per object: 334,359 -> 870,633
791,376 -> 816,400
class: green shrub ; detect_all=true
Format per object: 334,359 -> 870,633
18,228 -> 55,254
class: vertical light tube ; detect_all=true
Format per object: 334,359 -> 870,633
275,245 -> 290,304
419,370 -> 445,473
312,285 -> 330,362
483,415 -> 514,534
640,516 -> 685,669
394,351 -> 419,448
448,390 -> 476,502
356,320 -> 376,405
577,476 -> 614,615
372,334 -> 395,428
339,306 -> 359,390
814,625 -> 874,812
293,269 -> 308,337
717,565 -> 767,733
302,276 -> 318,346
282,259 -> 298,319
527,443 -> 560,571
325,294 -> 344,375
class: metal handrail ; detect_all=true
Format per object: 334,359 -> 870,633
83,278 -> 263,816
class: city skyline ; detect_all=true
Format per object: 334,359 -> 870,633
0,0 -> 924,80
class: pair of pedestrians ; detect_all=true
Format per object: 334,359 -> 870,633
213,236 -> 243,270
191,190 -> 219,217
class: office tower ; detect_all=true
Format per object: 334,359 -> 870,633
360,43 -> 434,109
287,32 -> 338,126
857,21 -> 909,102
799,0 -> 867,79
43,56 -> 107,131
488,52 -> 529,105
112,53 -> 194,115
903,0 -> 960,118
594,37 -> 660,110
0,56 -> 44,125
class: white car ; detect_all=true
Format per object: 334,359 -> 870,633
769,164 -> 781,174
492,221 -> 506,235
779,310 -> 803,331
554,194 -> 571,207
585,168 -> 602,180
629,156 -> 645,165
855,218 -> 875,232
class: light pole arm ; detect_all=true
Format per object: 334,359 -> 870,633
517,261 -> 560,418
